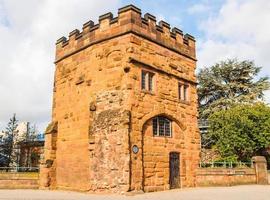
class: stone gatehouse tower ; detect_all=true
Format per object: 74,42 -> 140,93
40,5 -> 200,193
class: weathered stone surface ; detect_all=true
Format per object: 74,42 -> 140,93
252,156 -> 268,184
41,5 -> 200,193
44,121 -> 58,134
196,168 -> 257,187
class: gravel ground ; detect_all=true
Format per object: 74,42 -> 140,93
0,185 -> 269,200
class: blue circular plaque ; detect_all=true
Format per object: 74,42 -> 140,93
132,145 -> 139,154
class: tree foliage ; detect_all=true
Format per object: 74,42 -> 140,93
0,114 -> 18,167
0,114 -> 40,168
208,103 -> 270,162
198,59 -> 270,118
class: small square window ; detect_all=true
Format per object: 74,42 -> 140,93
148,73 -> 154,91
141,71 -> 147,90
183,85 -> 189,101
141,70 -> 154,92
153,117 -> 158,135
153,116 -> 172,137
178,83 -> 182,100
178,82 -> 189,101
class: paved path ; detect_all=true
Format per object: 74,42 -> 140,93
0,185 -> 269,200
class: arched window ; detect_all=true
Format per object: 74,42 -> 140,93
152,116 -> 172,137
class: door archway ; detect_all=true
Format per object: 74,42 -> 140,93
141,114 -> 184,192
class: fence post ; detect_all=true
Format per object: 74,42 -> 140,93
252,156 -> 268,184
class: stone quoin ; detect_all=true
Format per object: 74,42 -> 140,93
39,4 -> 200,193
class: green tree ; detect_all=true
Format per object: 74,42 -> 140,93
1,114 -> 19,168
208,103 -> 270,162
198,59 -> 270,118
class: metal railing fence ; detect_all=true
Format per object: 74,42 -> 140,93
199,161 -> 253,168
0,167 -> 39,172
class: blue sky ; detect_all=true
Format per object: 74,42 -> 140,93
118,1 -> 270,78
0,0 -> 269,132
121,0 -> 223,39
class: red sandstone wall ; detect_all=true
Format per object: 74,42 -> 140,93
53,34 -> 132,192
121,33 -> 200,191
52,25 -> 199,193
143,120 -> 187,192
0,172 -> 39,189
196,168 -> 256,187
42,5 -> 199,193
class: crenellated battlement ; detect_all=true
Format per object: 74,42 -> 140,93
55,4 -> 196,63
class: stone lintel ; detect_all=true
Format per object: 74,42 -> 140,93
128,57 -> 197,85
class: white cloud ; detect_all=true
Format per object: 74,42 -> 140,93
264,90 -> 270,104
187,3 -> 210,14
197,0 -> 270,103
0,0 -> 120,132
1,0 -> 270,132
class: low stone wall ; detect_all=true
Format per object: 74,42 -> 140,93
196,168 -> 256,187
0,172 -> 39,189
